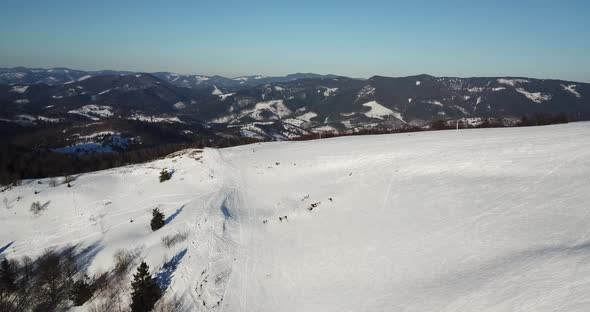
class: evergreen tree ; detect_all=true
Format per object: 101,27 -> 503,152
159,170 -> 172,182
0,258 -> 16,291
130,262 -> 161,312
150,208 -> 165,231
0,258 -> 18,312
69,275 -> 94,306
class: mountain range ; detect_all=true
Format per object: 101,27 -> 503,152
1,67 -> 589,152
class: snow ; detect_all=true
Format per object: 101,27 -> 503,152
453,105 -> 469,115
561,84 -> 581,98
459,117 -> 485,126
36,116 -> 62,123
492,87 -> 506,91
249,100 -> 291,120
68,105 -> 114,121
194,75 -> 209,82
212,86 -> 223,95
219,93 -> 235,101
283,118 -> 305,128
356,85 -> 376,100
240,125 -> 268,139
210,115 -> 234,124
362,101 -> 404,121
408,98 -> 412,103
322,87 -> 338,97
1,115 -> 61,125
213,100 -> 292,124
416,81 -> 421,86
52,143 -> 115,155
297,111 -> 318,122
467,87 -> 484,93
128,114 -> 184,124
51,134 -> 131,155
78,75 -> 92,81
14,99 -> 30,104
313,125 -> 337,132
426,100 -> 443,107
15,114 -> 36,121
97,89 -> 112,95
174,101 -> 187,109
2,123 -> 590,311
497,78 -> 529,86
77,131 -> 117,140
10,85 -> 29,93
232,76 -> 265,81
283,112 -> 318,128
516,88 -> 552,103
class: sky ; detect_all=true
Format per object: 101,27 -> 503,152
1,0 -> 589,82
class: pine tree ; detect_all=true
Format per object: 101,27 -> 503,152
69,275 -> 94,306
0,258 -> 16,291
159,170 -> 172,182
150,208 -> 165,231
130,262 -> 161,312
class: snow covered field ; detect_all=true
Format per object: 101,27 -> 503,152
2,122 -> 590,311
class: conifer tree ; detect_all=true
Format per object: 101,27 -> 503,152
159,170 -> 172,182
0,258 -> 16,291
150,208 -> 165,231
130,262 -> 161,312
69,275 -> 93,306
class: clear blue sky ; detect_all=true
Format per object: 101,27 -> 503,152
1,0 -> 589,82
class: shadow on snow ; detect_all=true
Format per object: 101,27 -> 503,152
165,206 -> 184,225
0,241 -> 15,256
155,248 -> 188,292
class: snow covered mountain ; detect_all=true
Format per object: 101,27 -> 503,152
1,122 -> 590,311
0,67 -> 338,89
0,67 -> 134,86
2,70 -> 589,141
1,68 -> 589,170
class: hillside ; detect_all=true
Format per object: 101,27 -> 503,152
1,123 -> 590,311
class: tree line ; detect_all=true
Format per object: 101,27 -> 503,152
0,135 -> 260,186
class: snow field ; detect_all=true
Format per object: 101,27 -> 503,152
1,122 -> 590,311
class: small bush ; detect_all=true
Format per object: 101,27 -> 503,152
30,201 -> 44,215
113,248 -> 140,276
159,170 -> 172,182
3,197 -> 11,210
64,175 -> 75,184
161,232 -> 189,248
151,208 -> 165,231
48,178 -> 59,187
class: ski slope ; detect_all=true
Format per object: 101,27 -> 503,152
2,122 -> 590,311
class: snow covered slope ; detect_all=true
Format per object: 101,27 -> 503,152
2,122 -> 590,311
